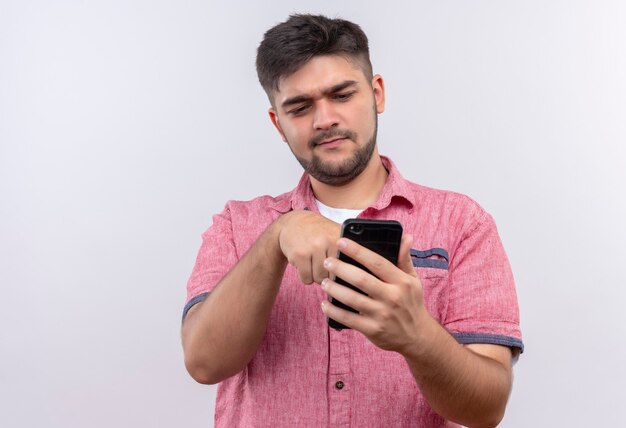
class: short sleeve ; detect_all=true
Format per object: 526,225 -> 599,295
445,212 -> 524,352
183,204 -> 239,320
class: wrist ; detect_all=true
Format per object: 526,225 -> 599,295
263,215 -> 290,264
401,310 -> 444,362
272,210 -> 302,258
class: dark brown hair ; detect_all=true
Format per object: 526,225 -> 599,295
256,14 -> 373,99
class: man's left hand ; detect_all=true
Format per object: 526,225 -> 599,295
320,233 -> 430,354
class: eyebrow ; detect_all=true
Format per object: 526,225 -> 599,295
280,80 -> 358,109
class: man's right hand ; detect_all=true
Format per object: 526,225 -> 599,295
276,210 -> 341,284
183,209 -> 340,384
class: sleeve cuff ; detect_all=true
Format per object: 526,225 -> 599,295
452,332 -> 524,353
181,292 -> 210,321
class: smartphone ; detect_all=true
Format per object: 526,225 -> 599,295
328,218 -> 403,330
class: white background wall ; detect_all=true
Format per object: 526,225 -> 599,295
1,1 -> 624,427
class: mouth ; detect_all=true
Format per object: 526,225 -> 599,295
317,138 -> 347,150
315,137 -> 348,149
309,129 -> 357,150
318,137 -> 346,146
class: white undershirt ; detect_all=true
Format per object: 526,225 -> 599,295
315,199 -> 362,225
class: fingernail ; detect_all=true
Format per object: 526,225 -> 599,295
321,278 -> 328,289
323,258 -> 332,269
337,238 -> 347,249
321,301 -> 326,310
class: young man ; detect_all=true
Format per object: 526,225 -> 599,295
182,14 -> 523,428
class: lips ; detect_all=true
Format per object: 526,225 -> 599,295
316,137 -> 346,149
319,137 -> 345,145
308,129 -> 357,149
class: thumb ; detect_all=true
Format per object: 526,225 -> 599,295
397,233 -> 417,277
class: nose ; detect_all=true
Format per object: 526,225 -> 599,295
312,100 -> 339,130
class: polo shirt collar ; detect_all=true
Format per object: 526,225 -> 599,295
269,156 -> 416,214
371,156 -> 416,211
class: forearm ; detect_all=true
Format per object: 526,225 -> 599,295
182,219 -> 287,384
404,314 -> 512,428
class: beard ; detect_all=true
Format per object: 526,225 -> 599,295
290,113 -> 378,187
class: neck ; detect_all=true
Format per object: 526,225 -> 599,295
309,151 -> 388,209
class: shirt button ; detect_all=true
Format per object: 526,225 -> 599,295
335,381 -> 345,390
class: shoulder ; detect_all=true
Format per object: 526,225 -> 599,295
223,189 -> 293,215
404,180 -> 492,237
202,190 -> 294,242
410,181 -> 487,216
210,189 -> 295,233
385,157 -> 488,226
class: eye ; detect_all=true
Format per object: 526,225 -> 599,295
333,91 -> 355,101
288,104 -> 311,116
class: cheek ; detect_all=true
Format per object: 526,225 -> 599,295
350,104 -> 377,132
282,123 -> 310,147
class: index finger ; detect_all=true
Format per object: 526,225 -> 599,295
336,235 -> 409,284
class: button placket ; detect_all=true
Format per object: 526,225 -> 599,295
328,328 -> 351,425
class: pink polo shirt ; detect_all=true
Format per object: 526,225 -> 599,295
185,156 -> 523,427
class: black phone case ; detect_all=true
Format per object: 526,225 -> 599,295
328,219 -> 403,330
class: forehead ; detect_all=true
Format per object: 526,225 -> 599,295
273,55 -> 368,105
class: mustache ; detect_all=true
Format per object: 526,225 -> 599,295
308,129 -> 357,149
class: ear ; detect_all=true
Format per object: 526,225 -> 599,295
268,107 -> 287,142
371,74 -> 385,114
